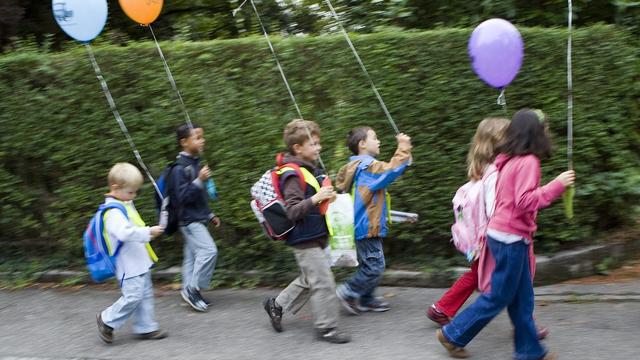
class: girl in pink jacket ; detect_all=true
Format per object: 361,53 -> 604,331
437,109 -> 575,360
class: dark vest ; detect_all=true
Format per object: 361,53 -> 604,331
280,168 -> 328,246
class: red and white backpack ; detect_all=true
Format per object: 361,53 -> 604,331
250,153 -> 332,240
250,154 -> 308,240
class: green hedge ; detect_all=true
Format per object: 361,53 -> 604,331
0,26 -> 638,274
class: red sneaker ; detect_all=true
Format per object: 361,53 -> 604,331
427,304 -> 451,326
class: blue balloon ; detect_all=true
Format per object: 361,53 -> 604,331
52,0 -> 108,43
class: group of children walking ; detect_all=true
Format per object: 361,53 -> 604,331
94,108 -> 575,360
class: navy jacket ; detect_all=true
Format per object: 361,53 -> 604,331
170,153 -> 215,225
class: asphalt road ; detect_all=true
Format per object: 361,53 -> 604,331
1,281 -> 639,360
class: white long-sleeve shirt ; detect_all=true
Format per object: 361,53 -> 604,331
103,197 -> 153,281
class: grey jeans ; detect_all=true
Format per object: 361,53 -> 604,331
102,272 -> 158,334
276,246 -> 340,330
180,222 -> 218,290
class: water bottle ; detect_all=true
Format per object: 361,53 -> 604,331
206,178 -> 218,200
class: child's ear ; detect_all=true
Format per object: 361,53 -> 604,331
110,184 -> 119,192
292,143 -> 302,155
358,139 -> 367,149
179,138 -> 187,147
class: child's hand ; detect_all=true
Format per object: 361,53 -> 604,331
312,186 -> 336,205
198,165 -> 212,181
150,226 -> 165,239
556,170 -> 576,188
396,133 -> 412,147
211,216 -> 221,228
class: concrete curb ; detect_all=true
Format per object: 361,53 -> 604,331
535,293 -> 640,303
2,239 -> 639,288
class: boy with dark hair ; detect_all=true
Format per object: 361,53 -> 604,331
172,123 -> 220,312
335,127 -> 412,314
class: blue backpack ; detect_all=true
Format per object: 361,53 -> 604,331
83,203 -> 128,282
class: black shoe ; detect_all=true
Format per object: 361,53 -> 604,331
96,313 -> 114,344
195,288 -> 211,306
181,287 -> 207,312
316,328 -> 351,344
135,329 -> 169,340
263,297 -> 283,332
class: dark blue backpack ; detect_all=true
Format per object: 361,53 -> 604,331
83,203 -> 127,282
155,156 -> 218,235
155,159 -> 189,235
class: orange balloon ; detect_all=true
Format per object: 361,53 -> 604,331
119,0 -> 163,25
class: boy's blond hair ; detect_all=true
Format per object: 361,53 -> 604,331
108,163 -> 144,189
283,119 -> 320,153
467,117 -> 510,181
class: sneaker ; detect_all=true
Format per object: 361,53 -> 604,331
135,329 -> 168,340
96,313 -> 113,344
437,329 -> 470,358
336,285 -> 360,315
263,297 -> 283,332
427,304 -> 451,326
181,287 -> 207,312
357,298 -> 390,312
195,288 -> 212,306
316,328 -> 351,344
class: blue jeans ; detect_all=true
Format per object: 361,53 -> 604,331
180,222 -> 218,290
342,237 -> 385,305
442,236 -> 546,360
102,272 -> 158,334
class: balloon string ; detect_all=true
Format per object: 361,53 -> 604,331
497,88 -> 508,114
324,0 -> 400,135
234,0 -> 327,173
567,0 -> 574,171
232,0 -> 249,16
85,44 -> 163,200
147,24 -> 212,164
148,24 -> 194,132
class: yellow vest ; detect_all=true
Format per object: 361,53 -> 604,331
103,201 -> 158,262
277,166 -> 334,236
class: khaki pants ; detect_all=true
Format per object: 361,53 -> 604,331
276,246 -> 340,330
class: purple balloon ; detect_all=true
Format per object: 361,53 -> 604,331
468,18 -> 524,89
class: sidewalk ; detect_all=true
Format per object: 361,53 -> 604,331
1,278 -> 639,360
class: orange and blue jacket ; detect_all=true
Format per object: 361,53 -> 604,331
335,143 -> 412,240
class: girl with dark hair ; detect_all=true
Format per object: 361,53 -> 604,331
437,109 -> 575,360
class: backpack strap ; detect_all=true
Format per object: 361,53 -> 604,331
161,156 -> 194,214
173,155 -> 196,180
98,202 -> 128,257
481,163 -> 498,181
275,162 -> 307,197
